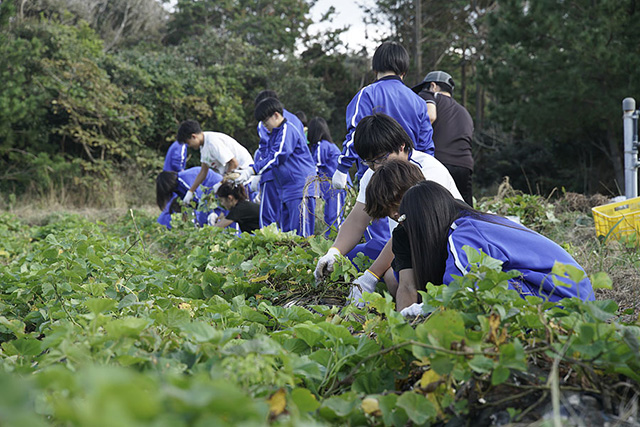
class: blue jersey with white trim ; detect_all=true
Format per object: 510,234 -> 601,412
256,109 -> 305,183
444,215 -> 594,302
253,119 -> 317,202
163,141 -> 187,172
337,75 -> 434,174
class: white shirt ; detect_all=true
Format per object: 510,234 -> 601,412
357,151 -> 463,233
200,132 -> 253,174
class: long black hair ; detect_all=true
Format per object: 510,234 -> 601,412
399,181 -> 530,290
398,181 -> 475,290
307,117 -> 333,146
156,171 -> 178,210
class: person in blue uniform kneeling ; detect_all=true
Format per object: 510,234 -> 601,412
363,160 -> 594,314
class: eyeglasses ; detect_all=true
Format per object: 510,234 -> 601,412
362,152 -> 391,168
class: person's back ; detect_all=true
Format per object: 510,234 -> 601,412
413,71 -> 474,205
333,42 -> 433,185
163,141 -> 187,172
201,132 -> 253,175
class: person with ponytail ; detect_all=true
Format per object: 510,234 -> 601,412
213,180 -> 260,233
364,160 -> 594,315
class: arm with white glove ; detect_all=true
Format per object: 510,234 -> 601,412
207,212 -> 218,226
400,303 -> 424,317
234,167 -> 254,185
347,269 -> 380,307
331,170 -> 348,190
314,247 -> 341,282
183,190 -> 195,205
314,201 -> 371,282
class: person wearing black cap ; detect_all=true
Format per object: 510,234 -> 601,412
412,71 -> 475,206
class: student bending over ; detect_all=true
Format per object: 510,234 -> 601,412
364,160 -> 594,315
213,180 -> 260,233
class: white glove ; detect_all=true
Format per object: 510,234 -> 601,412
314,247 -> 341,282
400,303 -> 424,317
347,270 -> 379,307
331,170 -> 348,189
249,175 -> 261,193
234,168 -> 253,184
183,190 -> 195,205
207,212 -> 218,225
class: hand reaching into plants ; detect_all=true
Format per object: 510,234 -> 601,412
400,302 -> 424,317
347,269 -> 379,307
331,170 -> 348,189
314,247 -> 341,282
183,190 -> 195,205
207,212 -> 218,226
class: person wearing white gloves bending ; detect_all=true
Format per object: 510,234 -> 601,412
331,41 -> 434,189
176,119 -> 253,205
315,114 -> 461,308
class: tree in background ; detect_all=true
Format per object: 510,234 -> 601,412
480,0 -> 640,194
14,0 -> 167,51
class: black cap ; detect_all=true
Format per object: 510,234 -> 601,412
411,71 -> 455,93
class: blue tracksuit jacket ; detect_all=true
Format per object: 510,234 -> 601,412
444,215 -> 594,302
253,119 -> 317,203
256,109 -> 305,226
337,75 -> 434,178
157,167 -> 222,229
312,140 -> 350,234
163,141 -> 187,172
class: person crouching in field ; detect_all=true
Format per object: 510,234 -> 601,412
156,167 -> 222,229
212,180 -> 260,233
314,114 -> 461,305
364,160 -> 595,315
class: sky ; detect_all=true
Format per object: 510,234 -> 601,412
307,0 -> 386,53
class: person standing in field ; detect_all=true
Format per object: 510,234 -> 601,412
240,97 -> 317,236
253,90 -> 307,228
176,120 -> 253,206
331,41 -> 434,189
412,71 -> 474,205
307,116 -> 350,237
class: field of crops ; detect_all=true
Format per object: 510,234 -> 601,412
0,203 -> 639,426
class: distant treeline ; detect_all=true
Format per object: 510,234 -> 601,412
0,0 -> 639,206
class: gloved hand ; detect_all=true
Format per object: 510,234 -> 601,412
314,247 -> 341,282
400,303 -> 424,317
183,190 -> 195,205
234,168 -> 253,185
207,212 -> 218,226
347,269 -> 379,307
249,174 -> 261,193
331,170 -> 348,189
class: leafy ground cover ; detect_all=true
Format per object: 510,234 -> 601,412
1,192 -> 639,426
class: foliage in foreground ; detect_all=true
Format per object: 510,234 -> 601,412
0,211 -> 638,426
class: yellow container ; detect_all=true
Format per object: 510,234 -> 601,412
592,196 -> 640,240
